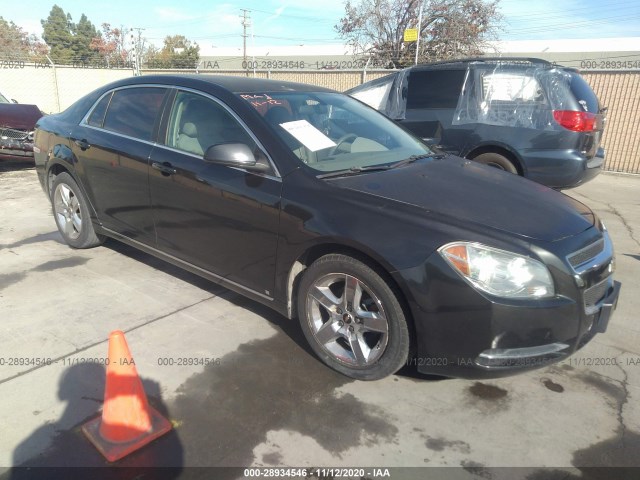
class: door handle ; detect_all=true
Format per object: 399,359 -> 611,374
151,161 -> 177,175
74,139 -> 91,150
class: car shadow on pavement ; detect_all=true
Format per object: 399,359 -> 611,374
0,162 -> 34,174
103,240 -> 225,296
3,363 -> 183,479
2,245 -> 449,476
106,239 -> 450,384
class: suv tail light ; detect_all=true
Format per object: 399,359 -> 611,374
553,110 -> 596,132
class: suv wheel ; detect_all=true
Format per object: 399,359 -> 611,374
473,152 -> 518,174
297,254 -> 410,380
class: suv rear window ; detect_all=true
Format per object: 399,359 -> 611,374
568,72 -> 600,113
407,70 -> 466,109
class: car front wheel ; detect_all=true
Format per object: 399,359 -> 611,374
297,254 -> 411,380
51,172 -> 104,249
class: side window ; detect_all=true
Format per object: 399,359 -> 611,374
166,91 -> 255,157
102,87 -> 167,141
406,70 -> 466,109
87,92 -> 112,127
481,72 -> 544,103
349,75 -> 395,110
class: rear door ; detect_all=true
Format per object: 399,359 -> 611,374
148,89 -> 282,298
71,86 -> 169,242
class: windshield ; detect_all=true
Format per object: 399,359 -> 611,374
0,92 -> 9,103
239,91 -> 431,173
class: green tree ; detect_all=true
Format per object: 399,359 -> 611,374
0,16 -> 47,60
41,5 -> 100,64
336,0 -> 502,67
41,5 -> 74,63
73,14 -> 100,63
147,35 -> 199,69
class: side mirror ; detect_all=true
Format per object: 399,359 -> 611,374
11,99 -> 18,104
203,143 -> 271,173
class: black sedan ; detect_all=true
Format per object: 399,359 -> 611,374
33,75 -> 620,380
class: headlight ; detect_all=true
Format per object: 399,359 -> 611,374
439,242 -> 554,298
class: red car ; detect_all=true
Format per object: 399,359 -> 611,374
0,90 -> 43,162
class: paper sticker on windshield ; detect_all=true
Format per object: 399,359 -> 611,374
279,120 -> 336,152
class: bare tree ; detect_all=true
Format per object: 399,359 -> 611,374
336,0 -> 502,68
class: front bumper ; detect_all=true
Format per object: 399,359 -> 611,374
399,230 -> 619,378
474,280 -> 619,370
0,136 -> 34,161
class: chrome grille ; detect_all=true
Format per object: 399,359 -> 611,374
568,238 -> 604,268
584,279 -> 610,314
0,127 -> 30,141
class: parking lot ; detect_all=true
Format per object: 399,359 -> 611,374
0,163 -> 639,478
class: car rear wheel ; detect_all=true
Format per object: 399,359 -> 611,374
473,152 -> 518,174
51,172 -> 104,249
297,254 -> 410,380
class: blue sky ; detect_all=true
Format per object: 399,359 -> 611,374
9,0 -> 640,53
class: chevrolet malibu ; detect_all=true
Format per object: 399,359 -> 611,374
33,75 -> 620,380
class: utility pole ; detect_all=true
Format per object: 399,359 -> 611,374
240,9 -> 251,70
415,2 -> 424,65
130,27 -> 145,75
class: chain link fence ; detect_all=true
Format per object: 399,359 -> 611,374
1,63 -> 638,174
582,73 -> 640,174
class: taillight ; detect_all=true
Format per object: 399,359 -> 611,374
553,110 -> 596,132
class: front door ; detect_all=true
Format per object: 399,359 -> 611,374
148,90 -> 282,298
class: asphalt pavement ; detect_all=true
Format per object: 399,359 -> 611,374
0,163 -> 639,479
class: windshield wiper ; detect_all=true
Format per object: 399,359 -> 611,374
317,165 -> 392,179
388,153 -> 442,169
317,153 -> 443,179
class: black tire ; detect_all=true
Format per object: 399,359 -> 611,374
473,152 -> 518,174
297,254 -> 410,380
50,172 -> 104,249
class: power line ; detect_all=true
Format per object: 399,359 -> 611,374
248,7 -> 337,23
500,0 -> 640,20
503,13 -> 640,36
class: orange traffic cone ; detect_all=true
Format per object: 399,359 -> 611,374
82,330 -> 172,462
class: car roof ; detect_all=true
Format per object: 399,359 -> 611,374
410,57 -> 555,71
113,74 -> 337,94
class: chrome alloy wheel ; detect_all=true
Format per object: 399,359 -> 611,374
306,273 -> 389,367
53,183 -> 82,240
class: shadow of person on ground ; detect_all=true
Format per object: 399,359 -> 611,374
4,363 -> 183,480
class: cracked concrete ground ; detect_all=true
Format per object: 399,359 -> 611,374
0,164 -> 639,478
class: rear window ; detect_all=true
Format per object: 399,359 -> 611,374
568,72 -> 600,113
349,74 -> 395,110
407,70 -> 466,109
87,92 -> 112,128
103,87 -> 167,141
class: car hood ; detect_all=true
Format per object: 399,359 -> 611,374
0,104 -> 42,130
330,157 -> 594,242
